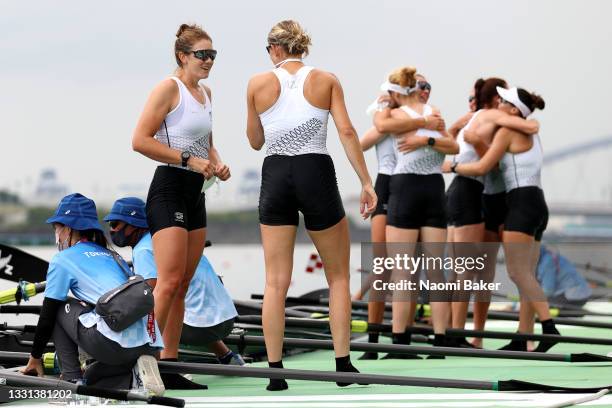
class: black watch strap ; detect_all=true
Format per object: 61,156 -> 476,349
181,151 -> 191,167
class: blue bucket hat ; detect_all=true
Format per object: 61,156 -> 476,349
103,197 -> 148,229
46,193 -> 104,232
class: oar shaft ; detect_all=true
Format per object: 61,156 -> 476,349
235,315 -> 612,346
223,335 -> 571,362
158,361 -> 494,390
447,328 -> 612,346
0,305 -> 42,314
0,371 -> 184,407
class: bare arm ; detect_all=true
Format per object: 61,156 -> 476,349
132,79 -> 213,177
397,131 -> 458,155
360,127 -> 387,151
455,128 -> 513,176
448,112 -> 473,139
495,115 -> 539,135
373,106 -> 445,134
329,75 -> 377,217
246,76 -> 265,150
132,79 -> 183,165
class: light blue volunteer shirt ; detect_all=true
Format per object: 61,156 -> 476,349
44,241 -> 163,349
133,233 -> 238,327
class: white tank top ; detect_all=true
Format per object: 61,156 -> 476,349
260,66 -> 330,157
392,105 -> 445,175
375,136 -> 396,175
155,77 -> 212,170
453,110 -> 484,184
483,168 -> 506,195
500,134 -> 543,191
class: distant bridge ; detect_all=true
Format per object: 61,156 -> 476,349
544,134 -> 612,165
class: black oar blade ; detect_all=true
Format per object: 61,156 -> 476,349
569,353 -> 612,363
0,243 -> 48,283
498,379 -> 612,393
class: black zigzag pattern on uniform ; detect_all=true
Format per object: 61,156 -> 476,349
266,118 -> 324,155
186,136 -> 211,159
398,151 -> 444,174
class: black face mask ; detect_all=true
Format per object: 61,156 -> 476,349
110,226 -> 132,248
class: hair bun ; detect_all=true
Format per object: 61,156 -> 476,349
532,93 -> 545,110
176,23 -> 192,38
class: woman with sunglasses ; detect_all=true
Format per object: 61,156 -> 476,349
132,23 -> 229,389
20,194 -> 164,395
353,73 -> 434,360
378,66 -> 458,358
451,87 -> 560,352
444,78 -> 540,348
246,20 -> 376,391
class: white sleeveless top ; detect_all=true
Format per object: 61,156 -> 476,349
260,66 -> 330,157
155,76 -> 212,171
453,110 -> 484,184
392,105 -> 445,175
376,136 -> 396,175
500,134 -> 543,191
483,168 -> 506,195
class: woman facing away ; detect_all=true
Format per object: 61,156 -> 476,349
354,74 -> 437,360
21,193 -> 164,396
445,77 -> 540,348
246,20 -> 376,391
450,86 -> 560,352
132,23 -> 230,389
378,66 -> 458,358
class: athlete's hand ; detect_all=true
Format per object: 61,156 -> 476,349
397,135 -> 427,153
188,157 -> 214,179
441,160 -> 453,173
20,356 -> 44,377
214,163 -> 231,181
424,114 -> 445,131
360,183 -> 377,219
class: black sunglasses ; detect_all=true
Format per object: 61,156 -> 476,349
191,49 -> 217,62
468,96 -> 476,103
417,81 -> 432,91
500,98 -> 514,107
266,45 -> 273,54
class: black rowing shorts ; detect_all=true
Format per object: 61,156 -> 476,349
146,166 -> 206,236
372,173 -> 391,217
259,154 -> 345,231
446,176 -> 484,227
387,173 -> 447,229
504,186 -> 548,241
482,192 -> 508,233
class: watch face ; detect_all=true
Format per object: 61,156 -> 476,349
428,137 -> 435,146
182,151 -> 190,159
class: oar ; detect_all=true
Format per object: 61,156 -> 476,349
0,371 -> 184,407
157,360 -> 612,393
0,281 -> 46,305
0,304 -> 43,314
234,315 -> 612,346
222,334 -> 612,363
0,244 -> 48,283
252,293 -> 612,319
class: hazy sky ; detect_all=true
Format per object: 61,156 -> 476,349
1,0 -> 611,209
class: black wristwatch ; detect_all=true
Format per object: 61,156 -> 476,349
181,151 -> 191,167
451,163 -> 458,173
427,137 -> 436,147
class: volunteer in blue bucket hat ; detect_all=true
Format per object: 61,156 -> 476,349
105,198 -> 245,383
21,193 -> 165,396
